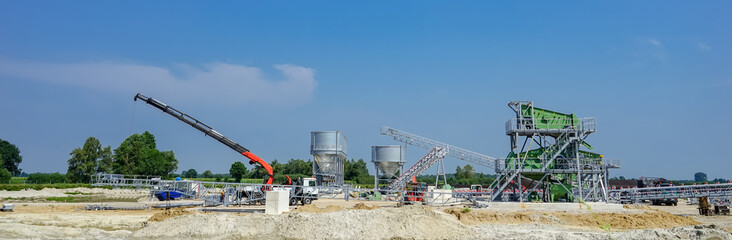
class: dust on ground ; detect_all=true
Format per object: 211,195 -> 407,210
1,193 -> 731,240
292,202 -> 381,213
445,207 -> 700,230
148,208 -> 192,221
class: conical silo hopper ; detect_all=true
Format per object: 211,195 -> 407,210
372,145 -> 406,186
310,131 -> 347,186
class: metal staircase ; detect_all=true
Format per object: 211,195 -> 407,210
488,131 -> 576,201
388,146 -> 448,190
539,131 -> 572,171
488,159 -> 521,201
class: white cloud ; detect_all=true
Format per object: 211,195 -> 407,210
0,58 -> 317,106
646,38 -> 662,47
698,42 -> 711,52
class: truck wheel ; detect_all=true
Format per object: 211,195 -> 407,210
289,197 -> 298,206
302,198 -> 312,205
259,199 -> 266,205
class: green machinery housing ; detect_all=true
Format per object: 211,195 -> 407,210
490,101 -> 615,202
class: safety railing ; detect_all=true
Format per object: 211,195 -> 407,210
91,173 -> 160,188
608,183 -> 732,203
494,157 -> 615,173
505,117 -> 596,134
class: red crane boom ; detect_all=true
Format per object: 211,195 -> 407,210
134,93 -> 274,185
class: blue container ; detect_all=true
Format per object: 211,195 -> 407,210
155,190 -> 183,201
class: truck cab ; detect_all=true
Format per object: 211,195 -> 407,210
287,177 -> 319,205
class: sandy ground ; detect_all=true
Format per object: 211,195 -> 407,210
0,189 -> 730,239
646,198 -> 732,231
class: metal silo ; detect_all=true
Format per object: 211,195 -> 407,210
372,145 -> 406,187
310,131 -> 347,186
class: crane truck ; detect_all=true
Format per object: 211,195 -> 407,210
134,93 -> 317,205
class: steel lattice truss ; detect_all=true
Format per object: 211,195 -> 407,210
609,183 -> 732,203
380,126 -> 495,168
388,146 -> 448,190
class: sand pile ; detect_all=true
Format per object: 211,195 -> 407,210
291,203 -> 380,213
148,208 -> 192,222
292,204 -> 345,213
351,202 -> 380,210
446,208 -> 700,230
133,205 -> 474,239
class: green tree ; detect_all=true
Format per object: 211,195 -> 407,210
462,164 -> 475,179
282,159 -> 312,175
201,170 -> 214,178
344,159 -> 370,181
0,139 -> 22,175
27,172 -> 66,184
455,166 -> 463,179
248,163 -> 268,179
695,172 -> 708,182
67,137 -> 113,183
230,161 -> 247,182
112,131 -> 178,176
0,152 -> 11,183
270,159 -> 283,174
182,168 -> 198,178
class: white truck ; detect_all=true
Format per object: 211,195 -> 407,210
275,177 -> 319,205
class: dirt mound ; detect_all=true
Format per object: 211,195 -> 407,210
133,206 -> 474,239
623,204 -> 654,210
292,204 -> 345,213
147,208 -> 191,222
350,202 -> 380,210
445,208 -> 700,230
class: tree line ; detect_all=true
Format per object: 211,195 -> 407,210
65,132 -> 374,185
65,132 -> 178,183
416,164 -> 496,186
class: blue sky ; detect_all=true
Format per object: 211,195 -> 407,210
1,1 -> 730,180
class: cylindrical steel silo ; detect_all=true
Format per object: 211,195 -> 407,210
311,131 -> 347,186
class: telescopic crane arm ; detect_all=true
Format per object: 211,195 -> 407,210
134,93 -> 274,185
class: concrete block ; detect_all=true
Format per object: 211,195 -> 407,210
265,190 -> 290,214
431,189 -> 452,204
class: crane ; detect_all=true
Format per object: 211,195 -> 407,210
134,93 -> 274,185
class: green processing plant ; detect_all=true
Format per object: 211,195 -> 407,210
489,101 -> 620,202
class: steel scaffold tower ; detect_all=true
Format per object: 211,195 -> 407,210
489,101 -> 620,202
